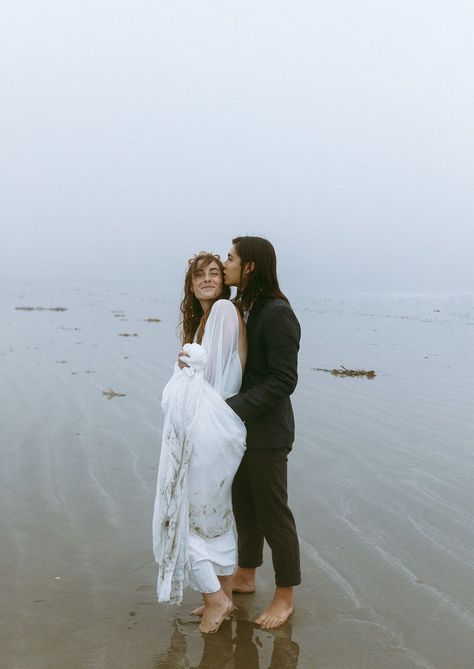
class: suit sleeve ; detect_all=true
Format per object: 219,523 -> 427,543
226,303 -> 300,422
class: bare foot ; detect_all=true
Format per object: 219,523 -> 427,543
191,605 -> 205,617
191,603 -> 237,617
193,575 -> 236,617
199,594 -> 233,634
232,567 -> 256,594
255,587 -> 294,629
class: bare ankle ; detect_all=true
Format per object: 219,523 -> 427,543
201,589 -> 227,607
275,586 -> 293,603
232,567 -> 256,593
235,567 -> 256,580
218,575 -> 234,603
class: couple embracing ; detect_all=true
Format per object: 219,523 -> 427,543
152,236 -> 301,634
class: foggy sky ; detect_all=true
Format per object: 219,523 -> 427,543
1,1 -> 473,293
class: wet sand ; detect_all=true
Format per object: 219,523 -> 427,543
1,282 -> 474,669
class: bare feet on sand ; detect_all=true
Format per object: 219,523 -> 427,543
255,587 -> 294,629
199,591 -> 233,634
191,603 -> 236,617
193,575 -> 235,618
232,567 -> 256,594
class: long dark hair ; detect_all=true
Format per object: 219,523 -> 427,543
232,236 -> 288,312
179,252 -> 230,345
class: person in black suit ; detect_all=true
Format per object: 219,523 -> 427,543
223,236 -> 301,629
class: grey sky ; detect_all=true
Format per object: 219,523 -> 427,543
1,1 -> 473,293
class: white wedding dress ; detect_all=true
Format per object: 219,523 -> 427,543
152,299 -> 246,605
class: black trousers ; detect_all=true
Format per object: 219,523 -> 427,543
231,448 -> 301,588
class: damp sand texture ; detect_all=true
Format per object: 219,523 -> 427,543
1,283 -> 474,669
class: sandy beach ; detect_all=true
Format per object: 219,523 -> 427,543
1,281 -> 474,669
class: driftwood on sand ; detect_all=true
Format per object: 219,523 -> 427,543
313,366 -> 376,378
102,388 -> 126,399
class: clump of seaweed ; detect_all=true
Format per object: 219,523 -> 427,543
102,388 -> 126,399
313,366 -> 376,378
15,306 -> 68,312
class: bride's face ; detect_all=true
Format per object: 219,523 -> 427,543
192,260 -> 223,302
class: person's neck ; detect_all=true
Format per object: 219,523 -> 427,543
199,299 -> 212,316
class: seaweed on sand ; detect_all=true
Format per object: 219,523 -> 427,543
15,306 -> 68,311
102,388 -> 126,399
313,366 -> 376,378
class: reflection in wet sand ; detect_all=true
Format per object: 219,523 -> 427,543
3,285 -> 474,668
154,617 -> 299,669
154,620 -> 189,669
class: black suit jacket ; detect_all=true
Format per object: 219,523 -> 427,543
227,295 -> 300,449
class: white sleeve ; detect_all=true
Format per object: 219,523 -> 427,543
201,300 -> 240,396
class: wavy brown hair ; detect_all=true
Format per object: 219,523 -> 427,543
179,252 -> 230,345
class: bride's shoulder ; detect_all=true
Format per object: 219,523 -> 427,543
210,299 -> 238,316
209,299 -> 242,328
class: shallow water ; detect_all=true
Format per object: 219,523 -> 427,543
1,282 -> 473,668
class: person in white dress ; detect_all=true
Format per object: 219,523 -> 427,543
153,252 -> 247,633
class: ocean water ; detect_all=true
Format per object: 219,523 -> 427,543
1,280 -> 473,669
